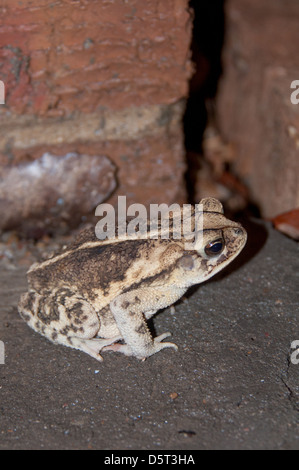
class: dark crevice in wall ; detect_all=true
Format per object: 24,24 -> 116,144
184,0 -> 225,154
184,0 -> 225,203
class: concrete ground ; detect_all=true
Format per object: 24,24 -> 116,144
0,219 -> 298,450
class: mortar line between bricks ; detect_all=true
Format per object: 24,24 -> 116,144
0,101 -> 184,151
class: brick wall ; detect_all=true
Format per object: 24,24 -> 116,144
0,0 -> 193,235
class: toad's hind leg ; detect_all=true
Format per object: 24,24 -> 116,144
18,288 -> 118,361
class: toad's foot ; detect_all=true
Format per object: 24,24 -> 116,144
71,336 -> 121,361
102,332 -> 178,360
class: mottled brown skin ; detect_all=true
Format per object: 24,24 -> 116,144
18,198 -> 247,361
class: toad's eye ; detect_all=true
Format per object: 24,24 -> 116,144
204,238 -> 224,257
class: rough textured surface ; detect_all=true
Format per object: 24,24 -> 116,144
0,101 -> 187,233
1,124 -> 187,223
217,0 -> 299,218
0,152 -> 116,234
0,221 -> 298,449
0,0 -> 192,115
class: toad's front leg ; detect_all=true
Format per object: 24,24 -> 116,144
108,285 -> 186,359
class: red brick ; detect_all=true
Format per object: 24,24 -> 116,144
29,50 -> 49,77
0,30 -> 28,49
0,0 -> 192,115
1,7 -> 48,29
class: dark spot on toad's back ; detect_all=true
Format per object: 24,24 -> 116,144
22,291 -> 35,313
37,297 -> 60,325
56,288 -> 76,305
69,302 -> 85,319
